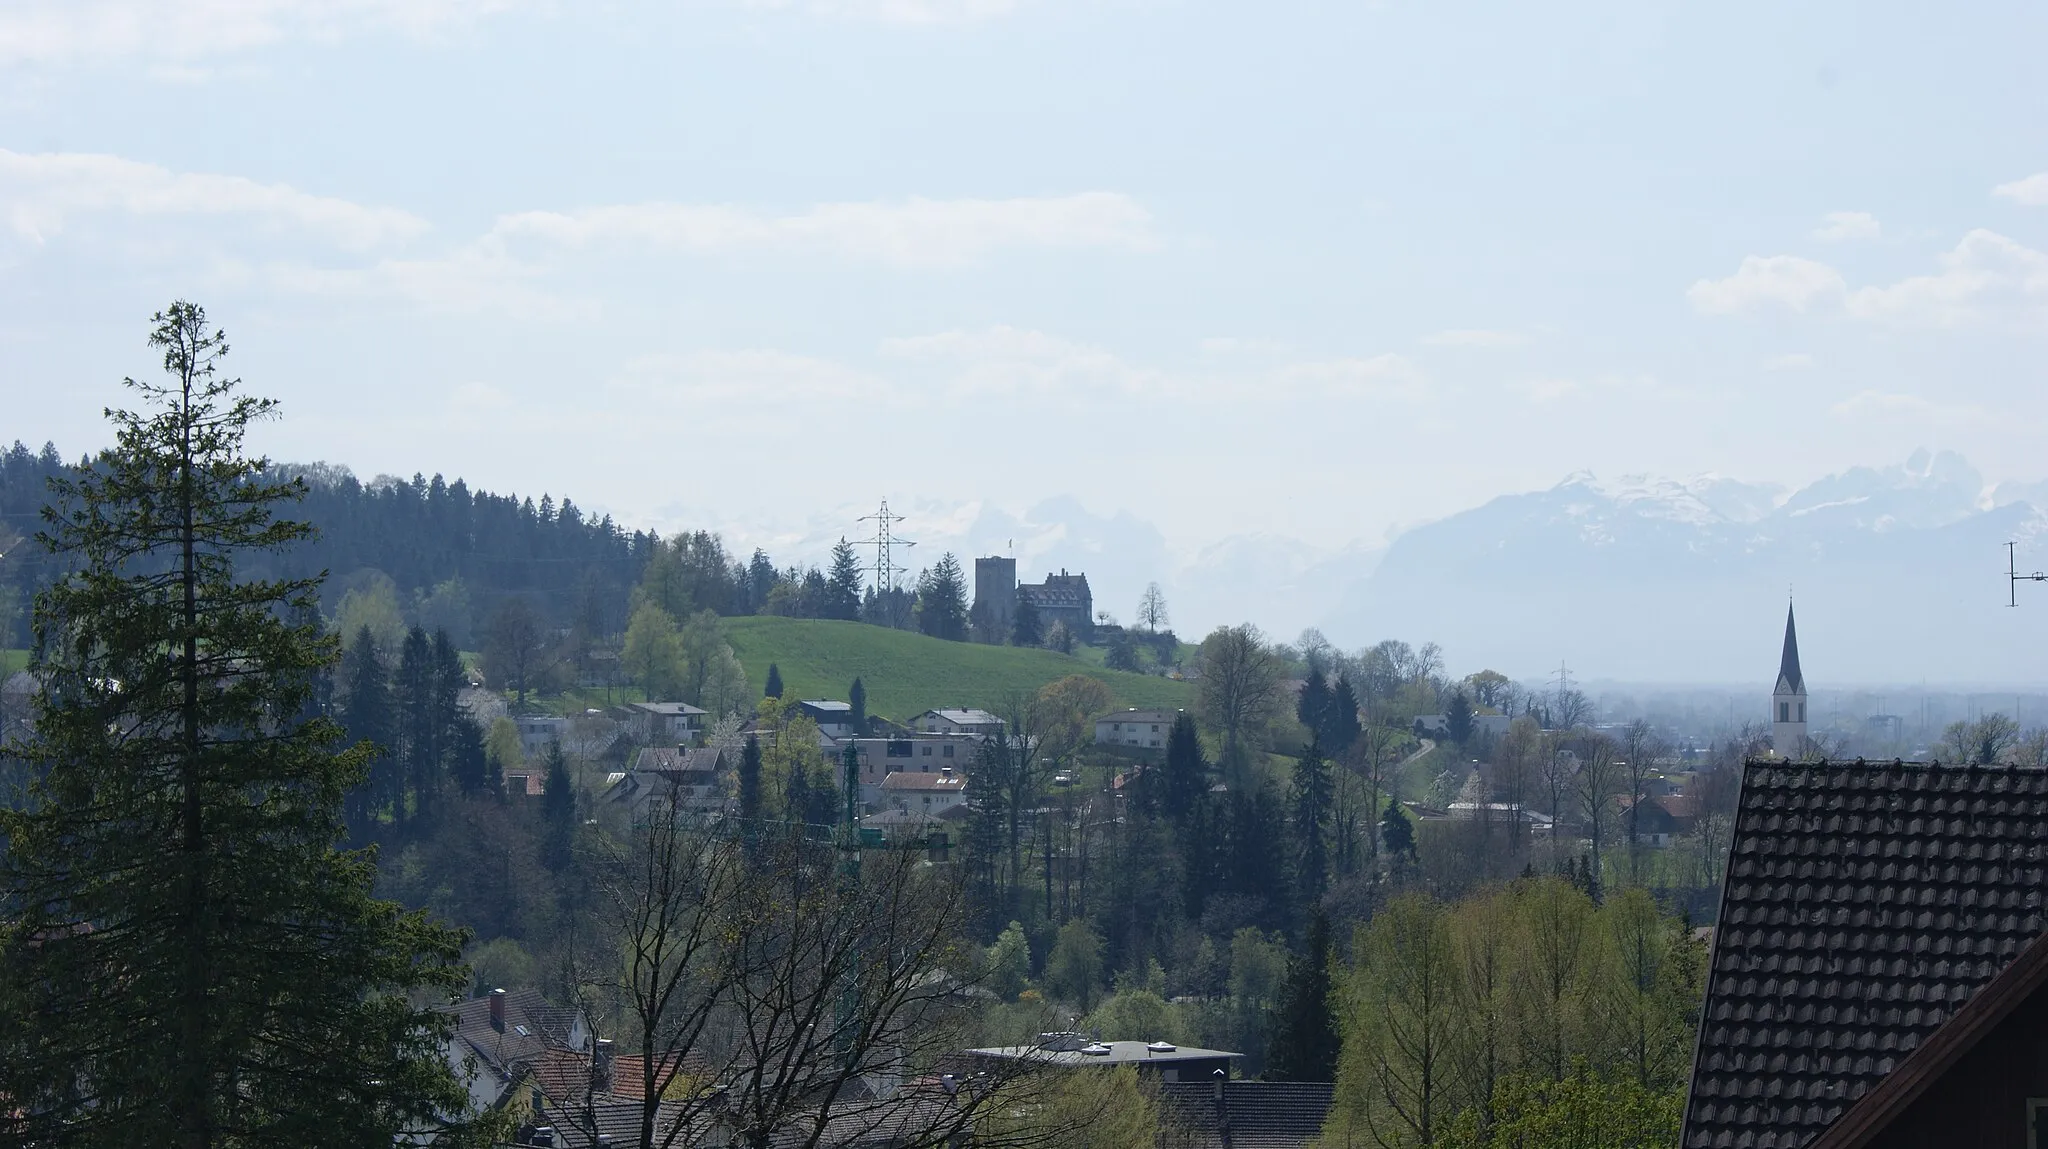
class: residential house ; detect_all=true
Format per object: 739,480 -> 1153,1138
878,767 -> 967,817
797,699 -> 858,739
448,988 -> 592,1115
912,708 -> 1004,737
1157,1080 -> 1336,1149
840,734 -> 986,806
501,771 -> 548,799
965,1033 -> 1241,1085
1093,707 -> 1179,751
610,746 -> 730,820
1412,713 -> 1512,740
618,701 -> 707,744
514,715 -> 568,757
1683,759 -> 2048,1148
1446,802 -> 1555,834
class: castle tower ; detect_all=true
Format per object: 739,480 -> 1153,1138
1772,602 -> 1808,754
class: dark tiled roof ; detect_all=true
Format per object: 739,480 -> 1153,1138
521,1099 -> 693,1148
1156,1081 -> 1334,1148
1683,759 -> 2048,1149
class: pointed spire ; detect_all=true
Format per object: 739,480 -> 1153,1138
1776,602 -> 1805,696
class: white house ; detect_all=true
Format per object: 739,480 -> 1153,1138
843,734 -> 985,805
618,701 -> 707,744
1093,707 -> 1180,751
879,767 -> 968,816
913,708 -> 1005,737
514,714 -> 568,757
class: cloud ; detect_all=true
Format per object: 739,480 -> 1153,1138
1829,390 -> 1987,427
1422,328 -> 1525,348
0,149 -> 427,250
1198,337 -> 1291,355
262,238 -> 585,321
0,0 -> 524,66
884,325 -> 1429,403
1764,353 -> 1817,371
1845,229 -> 2048,328
880,325 -> 1163,394
744,0 -> 1024,23
1691,231 -> 2048,328
1993,172 -> 2048,207
1687,255 -> 1847,314
1268,356 -> 1428,401
615,350 -> 883,404
492,192 -> 1153,267
1812,211 -> 1880,242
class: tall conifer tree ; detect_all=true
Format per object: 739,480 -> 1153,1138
824,538 -> 864,621
1265,910 -> 1340,1082
0,302 -> 474,1148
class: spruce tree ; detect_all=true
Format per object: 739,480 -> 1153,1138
394,626 -> 439,833
1010,596 -> 1042,647
1291,734 -> 1332,905
1297,671 -> 1330,736
1325,673 -> 1363,752
825,538 -> 864,621
1265,909 -> 1340,1082
338,625 -> 395,843
765,662 -> 784,699
739,733 -> 764,827
1381,798 -> 1416,860
540,741 -> 574,871
1161,712 -> 1207,826
848,676 -> 867,735
1444,688 -> 1474,746
0,302 -> 473,1147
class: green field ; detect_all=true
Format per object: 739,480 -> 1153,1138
724,617 -> 1193,722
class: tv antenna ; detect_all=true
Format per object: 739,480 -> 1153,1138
2008,542 -> 2045,607
856,500 -> 916,621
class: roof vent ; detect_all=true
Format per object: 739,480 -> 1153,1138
1146,1040 -> 1176,1053
1080,1042 -> 1113,1056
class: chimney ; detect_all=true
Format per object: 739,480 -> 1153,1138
1212,1067 -> 1226,1104
592,1038 -> 615,1092
489,988 -> 506,1032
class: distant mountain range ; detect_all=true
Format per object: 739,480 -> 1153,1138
1331,450 -> 2048,685
657,449 -> 2048,686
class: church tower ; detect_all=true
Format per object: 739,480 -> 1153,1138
1772,602 -> 1807,754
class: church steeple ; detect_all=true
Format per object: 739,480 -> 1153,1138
1775,602 -> 1805,697
1772,601 -> 1808,753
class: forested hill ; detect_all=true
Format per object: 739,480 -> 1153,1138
0,442 -> 657,647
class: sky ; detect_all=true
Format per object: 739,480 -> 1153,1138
3,1 -> 2047,578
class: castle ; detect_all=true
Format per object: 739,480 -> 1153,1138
972,557 -> 1093,638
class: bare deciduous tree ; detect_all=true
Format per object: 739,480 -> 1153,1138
1196,623 -> 1283,779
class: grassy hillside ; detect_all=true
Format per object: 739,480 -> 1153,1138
724,617 -> 1194,722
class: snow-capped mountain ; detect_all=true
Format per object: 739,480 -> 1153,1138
1325,450 -> 2048,684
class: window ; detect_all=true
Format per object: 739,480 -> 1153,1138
1779,702 -> 1789,723
887,740 -> 912,758
922,745 -> 933,757
921,762 -> 930,773
943,744 -> 954,758
1799,702 -> 1806,722
1151,725 -> 1159,732
1112,723 -> 1121,732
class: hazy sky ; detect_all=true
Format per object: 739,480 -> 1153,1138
4,0 -> 2047,556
